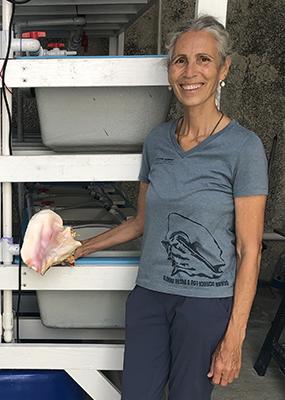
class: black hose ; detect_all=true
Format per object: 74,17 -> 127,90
6,0 -> 31,4
1,2 -> 15,156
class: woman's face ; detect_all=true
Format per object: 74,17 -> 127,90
168,30 -> 231,109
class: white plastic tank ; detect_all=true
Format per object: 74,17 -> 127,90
36,225 -> 140,328
36,86 -> 171,151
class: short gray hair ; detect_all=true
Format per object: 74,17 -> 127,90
166,15 -> 232,66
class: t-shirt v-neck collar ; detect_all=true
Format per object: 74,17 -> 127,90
169,119 -> 236,157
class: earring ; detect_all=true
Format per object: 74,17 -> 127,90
220,80 -> 226,88
168,85 -> 172,91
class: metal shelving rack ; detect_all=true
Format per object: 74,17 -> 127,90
0,1 -> 229,399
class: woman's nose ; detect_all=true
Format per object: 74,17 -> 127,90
183,60 -> 197,78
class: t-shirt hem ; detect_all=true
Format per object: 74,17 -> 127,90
233,190 -> 268,197
136,279 -> 234,298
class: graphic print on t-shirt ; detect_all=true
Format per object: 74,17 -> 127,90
161,212 -> 226,279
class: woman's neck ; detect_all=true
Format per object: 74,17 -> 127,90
180,103 -> 224,139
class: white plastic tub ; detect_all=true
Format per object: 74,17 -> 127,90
74,224 -> 141,257
37,225 -> 140,328
36,85 -> 171,152
37,290 -> 130,328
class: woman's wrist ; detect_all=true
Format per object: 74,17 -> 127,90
225,319 -> 247,343
74,241 -> 86,260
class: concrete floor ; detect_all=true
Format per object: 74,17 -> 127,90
213,286 -> 285,400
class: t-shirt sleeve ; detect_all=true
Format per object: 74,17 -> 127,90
233,134 -> 269,197
138,140 -> 150,182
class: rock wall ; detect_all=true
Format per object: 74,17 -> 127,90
12,0 -> 284,280
123,0 -> 285,280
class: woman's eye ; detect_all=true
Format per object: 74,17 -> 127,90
200,56 -> 211,63
174,57 -> 186,65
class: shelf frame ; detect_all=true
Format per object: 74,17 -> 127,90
0,1 -> 230,399
0,154 -> 142,182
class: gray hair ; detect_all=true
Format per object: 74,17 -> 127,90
166,15 -> 232,67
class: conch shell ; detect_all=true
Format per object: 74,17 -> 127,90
21,209 -> 82,275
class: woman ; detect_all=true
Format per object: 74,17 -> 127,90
74,15 -> 268,400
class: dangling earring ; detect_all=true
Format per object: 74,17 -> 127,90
219,80 -> 226,88
168,85 -> 172,91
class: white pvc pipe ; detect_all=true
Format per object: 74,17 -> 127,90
2,185 -> 13,343
3,291 -> 13,343
195,0 -> 228,26
1,238 -> 20,256
2,0 -> 14,344
2,0 -> 12,31
2,183 -> 13,264
12,38 -> 41,53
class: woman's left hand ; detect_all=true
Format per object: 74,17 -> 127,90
207,333 -> 243,386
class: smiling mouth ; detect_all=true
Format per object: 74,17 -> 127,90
180,83 -> 204,92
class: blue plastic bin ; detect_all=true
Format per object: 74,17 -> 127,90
0,370 -> 90,400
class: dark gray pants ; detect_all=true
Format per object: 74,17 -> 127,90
122,285 -> 232,400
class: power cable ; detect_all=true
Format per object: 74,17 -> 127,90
1,0 -> 32,341
1,2 -> 15,156
6,0 -> 31,4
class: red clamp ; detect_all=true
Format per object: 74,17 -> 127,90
47,43 -> 65,49
22,31 -> 46,39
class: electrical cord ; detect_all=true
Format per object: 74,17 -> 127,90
1,2 -> 15,156
1,0 -> 32,155
0,68 -> 12,94
6,0 -> 31,4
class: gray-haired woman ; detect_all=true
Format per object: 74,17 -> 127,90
75,15 -> 268,400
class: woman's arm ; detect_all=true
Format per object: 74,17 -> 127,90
208,194 -> 267,386
74,181 -> 149,259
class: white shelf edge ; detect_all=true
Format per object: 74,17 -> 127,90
0,265 -> 138,290
3,57 -> 169,87
0,343 -> 124,370
0,154 -> 141,182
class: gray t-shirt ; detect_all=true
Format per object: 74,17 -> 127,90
137,119 -> 268,298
